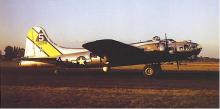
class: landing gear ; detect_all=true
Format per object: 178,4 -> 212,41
102,62 -> 111,73
143,64 -> 162,78
54,64 -> 61,75
103,66 -> 110,72
54,69 -> 59,75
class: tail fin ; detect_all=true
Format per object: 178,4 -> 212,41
24,26 -> 62,58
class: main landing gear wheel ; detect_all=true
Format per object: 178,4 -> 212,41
143,64 -> 161,78
102,61 -> 110,73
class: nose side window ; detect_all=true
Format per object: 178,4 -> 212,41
184,44 -> 189,50
179,47 -> 183,51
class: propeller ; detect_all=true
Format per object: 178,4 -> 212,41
164,33 -> 180,70
164,33 -> 169,53
176,61 -> 180,70
191,54 -> 198,60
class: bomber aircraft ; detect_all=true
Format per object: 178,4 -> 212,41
20,26 -> 202,78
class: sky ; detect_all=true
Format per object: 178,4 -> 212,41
0,0 -> 219,58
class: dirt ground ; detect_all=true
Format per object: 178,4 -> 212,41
0,61 -> 219,108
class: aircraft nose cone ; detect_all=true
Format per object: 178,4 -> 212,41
197,44 -> 202,49
194,44 -> 202,55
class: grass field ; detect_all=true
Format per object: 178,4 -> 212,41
1,61 -> 219,108
1,86 -> 218,108
114,62 -> 219,72
1,60 -> 219,71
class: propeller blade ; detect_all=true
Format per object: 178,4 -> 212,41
176,61 -> 180,70
164,33 -> 169,53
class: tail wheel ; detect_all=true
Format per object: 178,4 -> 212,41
143,64 -> 161,78
54,69 -> 59,75
54,66 -> 62,75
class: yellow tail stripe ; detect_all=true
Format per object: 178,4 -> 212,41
27,28 -> 62,57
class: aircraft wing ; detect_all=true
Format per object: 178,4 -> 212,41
82,39 -> 146,66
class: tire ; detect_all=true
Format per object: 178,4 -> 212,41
143,64 -> 161,78
54,69 -> 59,75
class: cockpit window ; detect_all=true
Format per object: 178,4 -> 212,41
179,47 -> 183,50
184,44 -> 189,50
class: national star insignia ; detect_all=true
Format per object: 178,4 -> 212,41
78,57 -> 86,65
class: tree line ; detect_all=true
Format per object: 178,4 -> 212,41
0,46 -> 25,60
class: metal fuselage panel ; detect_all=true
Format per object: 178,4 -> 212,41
59,39 -> 201,67
106,40 -> 201,66
57,51 -> 107,68
21,37 -> 201,67
21,26 -> 202,67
